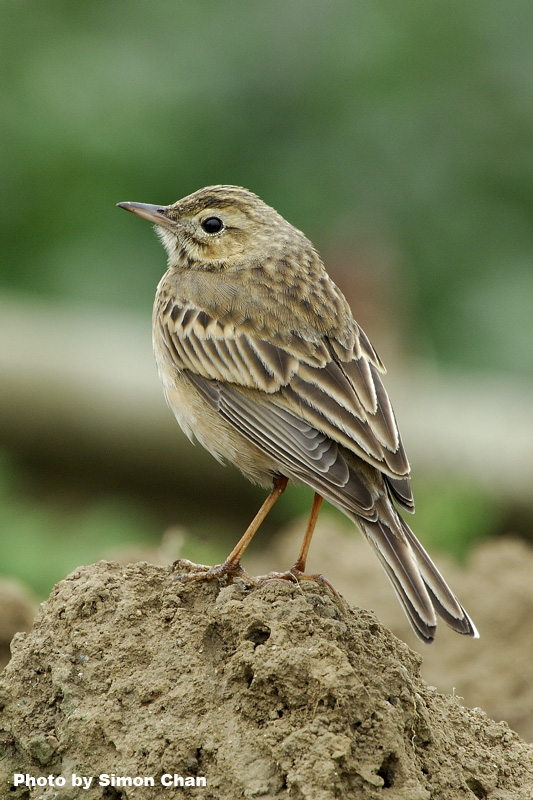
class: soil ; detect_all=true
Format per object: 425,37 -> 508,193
247,519 -> 533,744
0,578 -> 37,671
1,557 -> 533,800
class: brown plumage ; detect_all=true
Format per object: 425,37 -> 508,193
117,185 -> 478,643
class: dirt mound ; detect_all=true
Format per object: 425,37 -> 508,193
1,560 -> 532,799
248,519 -> 533,742
0,578 -> 37,671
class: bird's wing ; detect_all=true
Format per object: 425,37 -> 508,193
155,300 -> 413,511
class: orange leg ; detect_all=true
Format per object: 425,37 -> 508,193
250,490 -> 343,607
222,475 -> 288,569
291,492 -> 323,572
174,481 -> 343,610
173,475 -> 288,582
287,492 -> 344,609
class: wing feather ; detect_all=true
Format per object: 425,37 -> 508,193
186,371 -> 376,516
341,356 -> 378,413
297,361 -> 366,416
284,380 -> 386,462
249,338 -> 299,383
157,298 -> 412,500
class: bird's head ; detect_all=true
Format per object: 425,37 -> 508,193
117,185 -> 306,271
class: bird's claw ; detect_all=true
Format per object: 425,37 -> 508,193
253,566 -> 346,613
170,559 -> 344,613
171,558 -> 259,587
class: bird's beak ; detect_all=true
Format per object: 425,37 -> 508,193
116,202 -> 173,229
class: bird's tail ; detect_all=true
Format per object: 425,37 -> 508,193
354,504 -> 479,643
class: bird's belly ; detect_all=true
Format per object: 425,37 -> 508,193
162,370 -> 278,487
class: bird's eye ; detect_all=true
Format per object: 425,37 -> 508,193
201,216 -> 224,234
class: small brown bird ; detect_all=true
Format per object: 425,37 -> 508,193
117,185 -> 478,643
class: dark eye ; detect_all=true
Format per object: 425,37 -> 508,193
201,216 -> 224,234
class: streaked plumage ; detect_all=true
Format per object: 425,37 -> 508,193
117,185 -> 478,643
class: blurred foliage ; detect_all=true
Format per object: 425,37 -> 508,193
0,447 -> 501,597
406,479 -> 503,561
1,0 -> 532,375
317,479 -> 501,563
0,451 -> 161,596
0,2 -> 531,590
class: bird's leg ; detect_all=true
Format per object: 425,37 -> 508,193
255,491 -> 345,610
173,475 -> 288,583
218,474 -> 289,573
290,492 -> 323,572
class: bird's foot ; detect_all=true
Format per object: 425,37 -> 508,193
171,559 -> 345,612
254,566 -> 346,612
171,558 -> 260,587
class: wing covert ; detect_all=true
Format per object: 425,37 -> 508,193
155,298 -> 413,507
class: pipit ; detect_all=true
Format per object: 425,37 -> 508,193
117,185 -> 478,643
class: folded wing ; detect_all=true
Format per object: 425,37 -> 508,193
155,299 -> 414,512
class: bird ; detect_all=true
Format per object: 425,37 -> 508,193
117,185 -> 478,643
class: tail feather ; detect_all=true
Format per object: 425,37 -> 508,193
359,517 -> 437,642
355,506 -> 478,643
398,517 -> 479,638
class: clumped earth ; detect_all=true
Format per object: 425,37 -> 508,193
247,520 -> 533,743
0,578 -> 36,671
1,560 -> 532,799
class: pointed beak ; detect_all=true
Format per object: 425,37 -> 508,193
116,201 -> 173,228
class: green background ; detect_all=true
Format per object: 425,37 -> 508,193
1,1 -> 531,594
